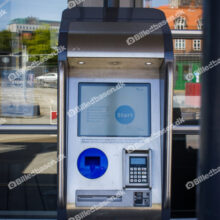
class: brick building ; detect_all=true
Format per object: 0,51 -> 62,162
158,0 -> 203,91
159,0 -> 202,53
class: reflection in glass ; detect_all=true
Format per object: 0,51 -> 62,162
0,0 -> 64,125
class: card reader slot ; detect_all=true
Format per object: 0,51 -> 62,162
77,195 -> 122,202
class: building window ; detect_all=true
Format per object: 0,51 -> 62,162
174,17 -> 187,30
169,0 -> 179,8
175,39 -> 186,50
180,0 -> 191,6
197,19 -> 203,30
193,39 -> 201,51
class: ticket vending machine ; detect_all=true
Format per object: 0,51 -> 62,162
58,6 -> 173,220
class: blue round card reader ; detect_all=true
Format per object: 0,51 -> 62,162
77,148 -> 108,179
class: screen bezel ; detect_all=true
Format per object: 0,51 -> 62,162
77,82 -> 151,137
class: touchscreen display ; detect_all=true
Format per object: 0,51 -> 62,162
78,83 -> 151,137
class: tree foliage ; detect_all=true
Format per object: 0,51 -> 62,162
0,30 -> 12,53
23,27 -> 58,65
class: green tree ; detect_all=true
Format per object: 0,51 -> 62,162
23,26 -> 58,65
0,30 -> 12,53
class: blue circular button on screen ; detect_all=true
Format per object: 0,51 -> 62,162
115,105 -> 135,124
77,148 -> 108,179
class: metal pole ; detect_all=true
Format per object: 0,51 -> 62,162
198,1 -> 220,220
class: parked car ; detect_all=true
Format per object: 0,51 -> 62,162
36,73 -> 57,87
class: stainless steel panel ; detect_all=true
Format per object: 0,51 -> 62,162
68,22 -> 162,35
67,22 -> 164,58
173,125 -> 200,135
163,62 -> 174,210
68,35 -> 164,58
66,77 -> 162,214
58,61 -> 66,209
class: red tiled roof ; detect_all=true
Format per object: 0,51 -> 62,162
158,5 -> 202,30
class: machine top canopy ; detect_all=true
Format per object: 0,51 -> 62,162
59,7 -> 173,61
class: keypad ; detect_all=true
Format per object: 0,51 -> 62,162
129,165 -> 148,184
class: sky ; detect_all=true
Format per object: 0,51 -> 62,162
0,0 -> 168,30
152,0 -> 168,7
